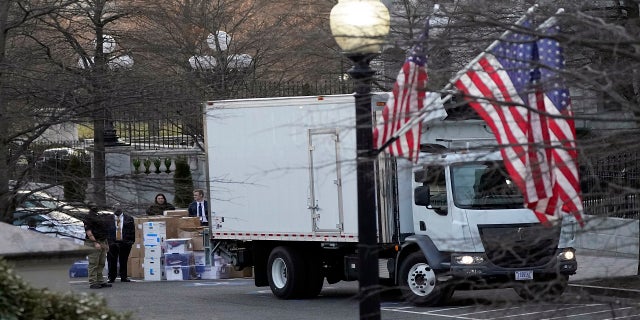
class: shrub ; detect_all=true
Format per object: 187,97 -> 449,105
173,156 -> 193,208
0,258 -> 131,320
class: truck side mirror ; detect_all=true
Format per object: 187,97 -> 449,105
414,186 -> 430,206
415,185 -> 448,216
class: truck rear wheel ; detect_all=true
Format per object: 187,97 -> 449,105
515,275 -> 568,301
399,252 -> 452,306
267,246 -> 306,299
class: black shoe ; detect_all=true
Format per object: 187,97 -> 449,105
121,278 -> 131,282
100,283 -> 112,288
107,279 -> 115,283
89,284 -> 102,289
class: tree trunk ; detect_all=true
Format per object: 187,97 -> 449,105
92,116 -> 107,207
0,0 -> 11,223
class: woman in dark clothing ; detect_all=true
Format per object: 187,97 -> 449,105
146,193 -> 176,215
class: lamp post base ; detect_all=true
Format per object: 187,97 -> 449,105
104,123 -> 127,147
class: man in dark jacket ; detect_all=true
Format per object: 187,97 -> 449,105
188,189 -> 209,226
107,203 -> 136,283
84,206 -> 112,289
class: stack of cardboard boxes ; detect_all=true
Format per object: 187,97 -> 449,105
127,210 -> 251,281
127,210 -> 206,281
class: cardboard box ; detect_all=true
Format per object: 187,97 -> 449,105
178,230 -> 201,239
164,238 -> 193,254
144,245 -> 163,260
163,217 -> 180,239
133,217 -> 148,242
164,210 -> 189,217
178,230 -> 205,251
138,217 -> 179,239
177,217 -> 201,230
164,252 -> 194,267
129,243 -> 144,258
165,266 -> 193,281
191,236 -> 204,251
229,267 -> 253,278
142,221 -> 167,246
127,257 -> 144,278
143,258 -> 164,281
144,233 -> 163,247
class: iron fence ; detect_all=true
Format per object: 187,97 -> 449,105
581,151 -> 640,219
107,79 -> 354,150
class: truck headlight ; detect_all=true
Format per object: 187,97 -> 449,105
559,249 -> 575,261
453,254 -> 485,265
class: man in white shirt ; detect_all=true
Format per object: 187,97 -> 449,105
188,189 -> 209,226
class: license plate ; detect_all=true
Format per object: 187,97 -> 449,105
515,270 -> 533,280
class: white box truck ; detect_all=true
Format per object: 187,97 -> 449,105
204,94 -> 578,306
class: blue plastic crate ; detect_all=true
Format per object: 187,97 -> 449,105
164,252 -> 194,267
69,260 -> 89,278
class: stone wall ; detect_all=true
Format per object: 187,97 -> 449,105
574,215 -> 639,258
103,146 -> 207,215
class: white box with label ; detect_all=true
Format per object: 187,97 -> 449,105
143,258 -> 164,281
143,221 -> 166,246
144,245 -> 163,260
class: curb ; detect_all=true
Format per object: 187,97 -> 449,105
568,283 -> 640,299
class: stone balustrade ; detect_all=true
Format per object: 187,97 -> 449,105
104,146 -> 207,215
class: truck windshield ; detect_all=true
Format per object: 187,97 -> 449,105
451,161 -> 524,209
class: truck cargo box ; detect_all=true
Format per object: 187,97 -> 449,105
205,95 -> 360,242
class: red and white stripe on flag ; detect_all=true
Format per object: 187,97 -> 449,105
453,17 -> 583,226
526,89 -> 583,226
373,53 -> 428,162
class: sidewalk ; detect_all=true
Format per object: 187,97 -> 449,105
568,249 -> 640,298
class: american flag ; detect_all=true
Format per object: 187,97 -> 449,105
373,29 -> 429,162
454,17 -> 584,225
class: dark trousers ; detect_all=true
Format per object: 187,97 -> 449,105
107,241 -> 132,281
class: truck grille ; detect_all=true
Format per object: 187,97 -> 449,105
478,224 -> 560,268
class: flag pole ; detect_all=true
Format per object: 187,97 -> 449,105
375,4 -> 539,155
535,8 -> 564,30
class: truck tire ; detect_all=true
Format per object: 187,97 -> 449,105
267,246 -> 306,299
515,275 -> 568,301
399,252 -> 452,307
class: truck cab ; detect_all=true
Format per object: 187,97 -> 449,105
395,149 -> 578,306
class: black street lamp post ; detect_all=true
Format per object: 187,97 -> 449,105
347,52 -> 380,320
330,1 -> 390,320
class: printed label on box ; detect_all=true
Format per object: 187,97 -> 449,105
144,233 -> 163,246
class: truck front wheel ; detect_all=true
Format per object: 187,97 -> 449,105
267,246 -> 306,299
399,252 -> 452,306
